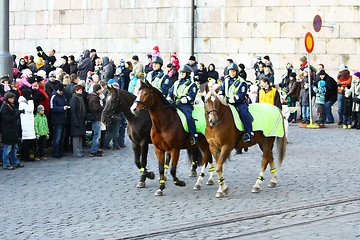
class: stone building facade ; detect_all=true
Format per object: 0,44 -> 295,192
9,0 -> 360,82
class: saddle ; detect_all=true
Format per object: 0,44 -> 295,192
176,105 -> 206,136
229,103 -> 285,137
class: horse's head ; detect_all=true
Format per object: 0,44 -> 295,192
204,85 -> 227,127
131,80 -> 153,116
102,85 -> 123,126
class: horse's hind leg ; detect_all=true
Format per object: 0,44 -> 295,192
252,138 -> 275,193
267,144 -> 278,188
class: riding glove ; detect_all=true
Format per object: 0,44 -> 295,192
180,97 -> 188,104
228,97 -> 235,104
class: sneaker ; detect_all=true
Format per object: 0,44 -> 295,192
13,163 -> 24,168
40,157 -> 47,160
97,149 -> 104,154
305,120 -> 310,124
113,146 -> 121,150
34,157 -> 40,161
119,145 -> 126,148
291,119 -> 296,123
348,125 -> 352,129
3,165 -> 15,170
343,125 -> 347,129
351,124 -> 357,129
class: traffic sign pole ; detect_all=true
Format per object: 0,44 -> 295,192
307,52 -> 313,124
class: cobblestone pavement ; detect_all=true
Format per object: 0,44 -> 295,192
1,123 -> 359,240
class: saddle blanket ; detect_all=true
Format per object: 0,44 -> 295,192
176,105 -> 206,135
229,103 -> 284,137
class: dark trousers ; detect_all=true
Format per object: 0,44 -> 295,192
35,136 -> 46,158
53,125 -> 66,157
234,103 -> 253,136
178,104 -> 197,138
21,139 -> 34,161
343,115 -> 352,125
316,104 -> 325,123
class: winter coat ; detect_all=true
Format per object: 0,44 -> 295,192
34,113 -> 49,136
60,62 -> 70,75
101,56 -> 114,82
38,85 -> 50,116
44,80 -> 61,99
287,79 -> 299,99
208,69 -> 219,80
70,95 -> 86,137
70,62 -> 78,75
87,92 -> 104,121
299,88 -> 311,106
119,68 -> 131,91
18,96 -> 36,140
128,77 -> 138,93
312,84 -> 326,105
239,69 -> 247,81
64,82 -> 76,102
187,61 -> 198,76
337,70 -> 352,94
20,85 -> 46,114
50,91 -> 68,126
323,75 -> 337,102
350,78 -> 360,112
0,100 -> 20,145
342,97 -> 353,116
37,51 -> 56,75
78,50 -> 93,80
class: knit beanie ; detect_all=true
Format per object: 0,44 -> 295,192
4,92 -> 16,101
37,105 -> 45,111
290,72 -> 297,78
319,70 -> 326,75
111,83 -> 120,90
153,46 -> 159,52
72,84 -> 82,93
28,76 -> 37,84
93,83 -> 101,92
338,64 -> 347,71
354,72 -> 360,78
318,80 -> 326,87
55,83 -> 64,91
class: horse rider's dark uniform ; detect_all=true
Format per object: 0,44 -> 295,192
146,69 -> 171,96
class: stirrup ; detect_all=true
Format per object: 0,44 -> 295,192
191,137 -> 198,145
243,133 -> 253,143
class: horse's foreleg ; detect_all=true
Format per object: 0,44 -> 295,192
214,146 -> 232,198
207,161 -> 215,185
133,143 -> 146,188
154,147 -> 166,196
164,152 -> 171,175
170,150 -> 186,187
193,164 -> 206,190
140,141 -> 155,181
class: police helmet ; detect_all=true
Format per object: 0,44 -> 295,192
179,65 -> 193,73
152,56 -> 163,66
228,63 -> 239,72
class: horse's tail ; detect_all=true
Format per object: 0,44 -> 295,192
187,146 -> 203,167
276,133 -> 287,167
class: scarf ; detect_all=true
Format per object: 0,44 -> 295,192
36,58 -> 44,69
74,93 -> 86,117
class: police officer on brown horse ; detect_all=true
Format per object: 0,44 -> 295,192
219,63 -> 253,142
167,65 -> 199,145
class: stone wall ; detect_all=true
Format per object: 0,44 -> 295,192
9,0 -> 360,82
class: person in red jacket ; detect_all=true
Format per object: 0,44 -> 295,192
337,64 -> 352,125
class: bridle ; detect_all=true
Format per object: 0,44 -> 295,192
134,86 -> 153,111
205,102 -> 227,125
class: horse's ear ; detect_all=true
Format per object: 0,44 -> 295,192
204,83 -> 210,94
145,80 -> 151,88
214,84 -> 221,93
107,85 -> 112,92
111,85 -> 118,95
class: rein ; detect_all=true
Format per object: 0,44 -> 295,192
135,85 -> 175,110
206,105 -> 228,125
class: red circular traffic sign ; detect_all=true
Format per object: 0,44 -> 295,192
305,32 -> 314,53
313,15 -> 322,32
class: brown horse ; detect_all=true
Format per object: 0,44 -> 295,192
204,85 -> 287,197
130,81 -> 214,196
101,86 -> 205,188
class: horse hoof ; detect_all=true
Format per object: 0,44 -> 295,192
206,179 -> 215,185
223,187 -> 230,195
155,189 -> 163,196
147,171 -> 155,180
175,180 -> 186,187
193,184 -> 201,191
136,181 -> 146,188
268,182 -> 277,188
189,170 -> 197,178
216,192 -> 225,198
252,187 -> 261,193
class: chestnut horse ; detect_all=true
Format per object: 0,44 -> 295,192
131,81 -> 214,196
204,86 -> 287,197
101,86 -> 205,188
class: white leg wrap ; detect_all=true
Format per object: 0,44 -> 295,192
270,171 -> 278,184
253,172 -> 265,189
195,165 -> 206,187
208,163 -> 215,182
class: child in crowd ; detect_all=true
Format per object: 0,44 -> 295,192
34,105 -> 49,160
17,69 -> 33,90
128,72 -> 138,93
312,79 -> 326,125
342,89 -> 353,129
299,82 -> 311,124
0,75 -> 11,99
280,96 -> 290,138
248,84 -> 259,104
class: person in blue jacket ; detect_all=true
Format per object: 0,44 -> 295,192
145,56 -> 171,96
50,84 -> 69,158
219,63 -> 253,142
167,65 -> 199,145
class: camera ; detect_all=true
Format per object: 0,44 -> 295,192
36,46 -> 43,52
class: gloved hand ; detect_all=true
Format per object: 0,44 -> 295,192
228,97 -> 235,104
46,135 -> 49,140
180,97 -> 188,104
36,135 -> 40,139
19,109 -> 25,114
166,97 -> 172,102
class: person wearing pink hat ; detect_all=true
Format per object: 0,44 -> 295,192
149,46 -> 161,68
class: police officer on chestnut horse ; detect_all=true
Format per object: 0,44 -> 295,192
167,65 -> 199,145
146,56 -> 171,96
218,63 -> 254,142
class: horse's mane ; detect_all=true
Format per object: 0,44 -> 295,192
205,89 -> 228,106
139,83 -> 177,111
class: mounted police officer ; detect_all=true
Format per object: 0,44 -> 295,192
219,63 -> 253,142
167,65 -> 199,145
146,56 -> 171,96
